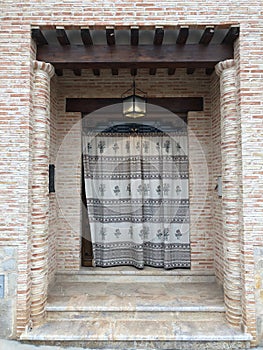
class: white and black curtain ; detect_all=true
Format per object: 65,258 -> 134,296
82,125 -> 190,269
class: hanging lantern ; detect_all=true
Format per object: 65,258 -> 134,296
122,80 -> 146,118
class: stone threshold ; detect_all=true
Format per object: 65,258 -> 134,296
60,266 -> 216,276
54,267 -> 216,284
20,319 -> 252,348
46,302 -> 225,313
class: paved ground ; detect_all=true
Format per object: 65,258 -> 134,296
0,339 -> 82,350
1,339 -> 263,350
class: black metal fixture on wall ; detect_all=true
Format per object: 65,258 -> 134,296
122,78 -> 147,119
49,164 -> 55,193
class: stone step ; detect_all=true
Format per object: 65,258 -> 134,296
20,319 -> 252,350
47,281 -> 224,311
23,280 -> 252,349
47,310 -> 225,322
55,267 -> 216,284
46,281 -> 225,322
46,294 -> 225,322
46,295 -> 225,313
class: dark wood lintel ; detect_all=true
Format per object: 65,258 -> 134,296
66,97 -> 203,114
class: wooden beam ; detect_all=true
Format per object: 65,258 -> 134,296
81,28 -> 97,75
131,26 -> 139,46
66,97 -> 204,114
149,26 -> 164,75
106,27 -> 115,46
199,26 -> 215,45
187,68 -> 195,75
106,27 -> 116,75
68,98 -> 119,113
130,28 -> 138,76
130,68 -> 137,76
206,68 -> 214,75
153,26 -> 164,45
37,44 -> 233,69
176,26 -> 189,45
56,27 -> 70,46
55,69 -> 63,76
93,69 -> 100,76
112,69 -> 118,75
149,97 -> 203,113
221,25 -> 240,45
73,69 -> 81,76
31,27 -> 48,46
81,28 -> 93,46
168,68 -> 176,75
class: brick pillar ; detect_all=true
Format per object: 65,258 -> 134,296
31,60 -> 54,326
215,59 -> 242,327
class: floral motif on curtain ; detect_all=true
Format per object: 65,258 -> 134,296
82,128 -> 190,269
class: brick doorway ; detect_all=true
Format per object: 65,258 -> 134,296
24,24 -> 257,345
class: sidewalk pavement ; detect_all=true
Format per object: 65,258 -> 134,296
0,339 -> 82,350
1,339 -> 263,350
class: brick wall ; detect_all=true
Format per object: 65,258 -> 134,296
48,77 -> 58,283
210,73 -> 223,283
237,22 -> 263,343
188,110 -> 213,271
56,106 -> 82,272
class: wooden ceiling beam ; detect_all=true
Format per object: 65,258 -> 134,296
81,27 -> 93,46
176,26 -> 189,45
73,69 -> 81,76
130,27 -> 138,74
149,26 -> 164,75
206,68 -> 214,75
130,27 -> 139,75
221,25 -> 240,45
199,26 -> 215,45
112,69 -> 118,75
168,68 -> 176,75
66,97 -> 204,113
93,69 -> 100,76
56,27 -> 70,46
80,27 -> 98,76
130,68 -> 137,76
37,44 -> 233,69
106,27 -> 117,75
106,27 -> 115,46
55,69 -> 63,76
187,68 -> 195,75
153,26 -> 164,45
131,26 -> 139,46
31,27 -> 48,46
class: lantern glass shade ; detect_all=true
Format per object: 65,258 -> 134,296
123,94 -> 146,118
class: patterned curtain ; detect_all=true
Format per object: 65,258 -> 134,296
82,126 -> 190,269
